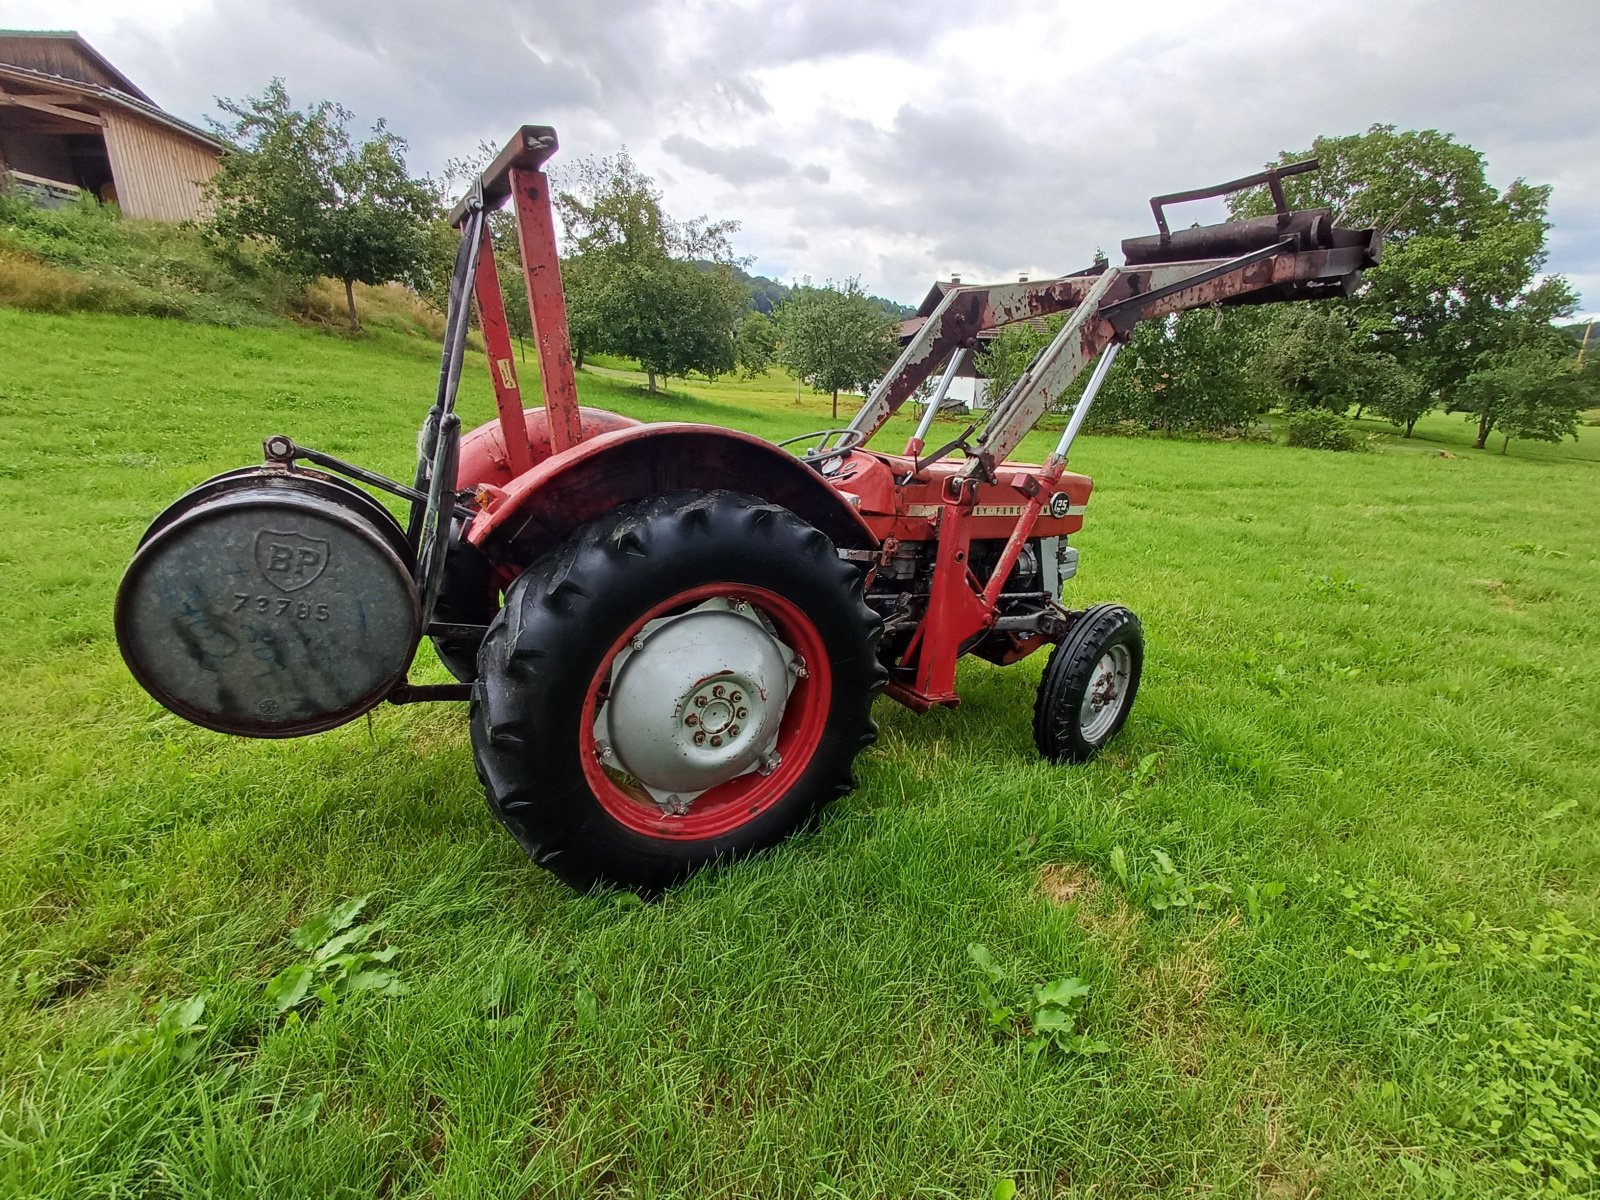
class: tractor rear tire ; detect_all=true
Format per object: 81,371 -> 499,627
470,490 -> 884,893
1033,604 -> 1144,763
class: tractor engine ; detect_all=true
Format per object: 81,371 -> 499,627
864,534 -> 1077,669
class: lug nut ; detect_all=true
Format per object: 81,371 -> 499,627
730,691 -> 742,703
710,735 -> 723,748
695,695 -> 707,708
693,731 -> 706,745
684,713 -> 698,727
728,724 -> 741,736
735,707 -> 748,720
713,684 -> 725,698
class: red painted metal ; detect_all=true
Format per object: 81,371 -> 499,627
469,223 -> 535,477
508,165 -> 583,456
577,582 -> 832,840
465,423 -> 877,567
455,406 -> 641,491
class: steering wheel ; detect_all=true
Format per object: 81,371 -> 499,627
776,427 -> 865,466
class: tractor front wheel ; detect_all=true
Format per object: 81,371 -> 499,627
470,490 -> 883,893
1033,604 -> 1144,763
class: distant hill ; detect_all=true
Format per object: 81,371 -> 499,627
696,261 -> 914,320
1561,320 -> 1598,351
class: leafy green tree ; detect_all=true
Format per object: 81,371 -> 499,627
552,149 -> 741,389
1351,353 -> 1425,435
1088,309 -> 1271,434
976,315 -> 1064,405
206,80 -> 436,332
735,310 -> 779,378
1255,304 -> 1424,432
603,257 -> 738,389
1454,346 -> 1593,453
1233,125 -> 1576,410
776,280 -> 899,419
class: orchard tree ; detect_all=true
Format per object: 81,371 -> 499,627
206,80 -> 436,331
1233,125 -> 1577,408
976,314 -> 1064,404
776,280 -> 899,419
552,149 -> 742,388
1351,353 -> 1425,435
1454,345 -> 1594,453
603,258 -> 738,389
735,310 -> 779,378
1087,308 -> 1271,434
1255,304 -> 1424,432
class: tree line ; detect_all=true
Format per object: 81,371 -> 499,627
201,87 -> 1592,454
200,82 -> 898,411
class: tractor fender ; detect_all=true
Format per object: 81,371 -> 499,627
454,406 -> 643,491
465,422 -> 879,570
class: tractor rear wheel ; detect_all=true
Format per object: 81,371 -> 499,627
470,490 -> 883,893
1033,604 -> 1144,763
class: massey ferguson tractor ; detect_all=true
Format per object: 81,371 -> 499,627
116,126 -> 1379,892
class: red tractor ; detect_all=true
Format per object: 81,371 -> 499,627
116,126 -> 1379,892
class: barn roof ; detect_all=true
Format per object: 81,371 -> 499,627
0,29 -> 153,103
0,58 -> 223,153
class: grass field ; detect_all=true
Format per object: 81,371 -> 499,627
1,308 -> 1597,1198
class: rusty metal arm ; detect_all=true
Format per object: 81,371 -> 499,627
846,273 -> 1105,446
959,237 -> 1378,474
446,125 -> 560,226
961,269 -> 1123,478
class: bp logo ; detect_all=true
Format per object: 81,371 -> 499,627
1048,492 -> 1072,519
256,530 -> 330,592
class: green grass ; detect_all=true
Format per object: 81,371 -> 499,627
2,308 -> 1598,1198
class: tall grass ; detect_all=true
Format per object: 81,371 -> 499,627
0,193 -> 444,337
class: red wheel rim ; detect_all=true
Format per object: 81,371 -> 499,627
578,583 -> 832,840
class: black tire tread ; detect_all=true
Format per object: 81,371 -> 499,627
1033,603 -> 1144,763
471,490 -> 884,892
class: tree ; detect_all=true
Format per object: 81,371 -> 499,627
1086,309 -> 1271,434
776,280 -> 899,419
552,149 -> 742,390
1254,304 -> 1425,432
735,311 -> 779,378
1454,346 -> 1594,453
206,80 -> 436,332
604,257 -> 738,388
1351,353 -> 1426,436
976,314 -> 1065,405
1232,125 -> 1577,410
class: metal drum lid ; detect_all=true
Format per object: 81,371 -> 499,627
116,472 -> 421,737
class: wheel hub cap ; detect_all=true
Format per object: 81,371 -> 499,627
1078,645 -> 1130,743
596,598 -> 796,810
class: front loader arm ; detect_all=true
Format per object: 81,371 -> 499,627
846,157 -> 1381,476
845,272 -> 1108,444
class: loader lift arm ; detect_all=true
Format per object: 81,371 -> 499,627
845,158 -> 1382,479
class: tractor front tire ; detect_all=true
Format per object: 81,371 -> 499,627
470,490 -> 884,893
1033,603 -> 1144,763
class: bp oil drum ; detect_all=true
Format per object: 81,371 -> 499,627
116,467 -> 421,737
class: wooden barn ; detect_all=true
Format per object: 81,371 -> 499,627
0,29 -> 223,220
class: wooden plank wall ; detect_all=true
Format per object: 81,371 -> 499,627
100,109 -> 220,221
0,37 -> 124,92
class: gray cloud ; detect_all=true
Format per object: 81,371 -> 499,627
30,0 -> 1600,306
661,135 -> 794,185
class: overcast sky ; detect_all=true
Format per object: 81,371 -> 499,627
10,0 -> 1599,313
